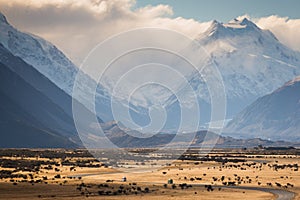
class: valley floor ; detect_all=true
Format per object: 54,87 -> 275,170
0,148 -> 299,200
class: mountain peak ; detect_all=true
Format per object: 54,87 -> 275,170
225,17 -> 259,30
240,17 -> 252,24
0,12 -> 9,25
202,20 -> 226,38
240,17 -> 259,28
199,17 -> 262,41
211,19 -> 221,26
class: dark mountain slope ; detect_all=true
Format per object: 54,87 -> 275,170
0,44 -> 81,147
225,77 -> 300,141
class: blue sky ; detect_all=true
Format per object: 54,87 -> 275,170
135,0 -> 300,22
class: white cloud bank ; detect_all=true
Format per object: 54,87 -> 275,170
0,0 -> 300,65
255,15 -> 300,52
0,0 -> 210,64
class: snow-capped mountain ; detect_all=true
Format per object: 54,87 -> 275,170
172,18 -> 299,121
0,12 -> 112,120
224,76 -> 300,141
0,13 -> 76,94
98,17 -> 300,131
194,18 -> 300,117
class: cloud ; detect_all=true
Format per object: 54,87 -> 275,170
254,15 -> 300,52
236,14 -> 300,52
1,1 -> 299,65
0,0 -> 210,65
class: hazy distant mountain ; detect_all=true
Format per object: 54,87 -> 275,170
102,121 -> 298,148
225,76 -> 300,141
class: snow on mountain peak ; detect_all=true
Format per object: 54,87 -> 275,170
197,18 -> 264,43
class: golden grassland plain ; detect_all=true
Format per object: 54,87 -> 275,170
0,148 -> 299,200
